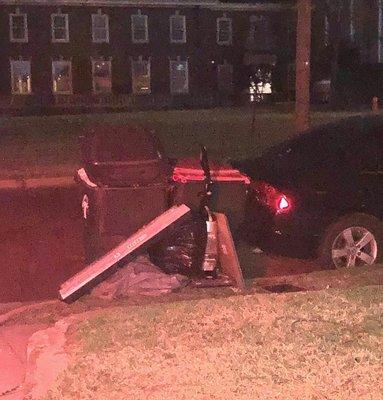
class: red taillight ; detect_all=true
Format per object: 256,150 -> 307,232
252,181 -> 292,214
276,195 -> 291,213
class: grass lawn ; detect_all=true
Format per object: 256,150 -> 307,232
0,107 -> 364,179
43,285 -> 383,400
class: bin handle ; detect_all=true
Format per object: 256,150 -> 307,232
77,168 -> 97,188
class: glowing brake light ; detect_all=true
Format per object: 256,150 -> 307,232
252,181 -> 293,214
277,195 -> 290,212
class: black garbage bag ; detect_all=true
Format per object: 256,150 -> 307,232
149,213 -> 207,276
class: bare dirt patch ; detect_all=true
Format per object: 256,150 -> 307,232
254,265 -> 383,293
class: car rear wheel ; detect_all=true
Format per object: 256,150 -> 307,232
318,213 -> 383,269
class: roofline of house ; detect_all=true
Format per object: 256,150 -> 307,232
0,0 -> 291,11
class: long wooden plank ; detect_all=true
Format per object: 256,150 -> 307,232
213,212 -> 245,290
59,204 -> 191,302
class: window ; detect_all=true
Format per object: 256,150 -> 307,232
9,13 -> 28,42
92,60 -> 112,93
249,67 -> 272,102
248,15 -> 273,50
217,62 -> 233,92
131,10 -> 148,43
170,13 -> 186,43
170,59 -> 188,94
10,60 -> 31,94
217,16 -> 232,45
131,57 -> 151,94
92,12 -> 109,43
51,13 -> 69,42
52,60 -> 72,94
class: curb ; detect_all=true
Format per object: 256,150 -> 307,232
0,176 -> 75,190
0,300 -> 59,326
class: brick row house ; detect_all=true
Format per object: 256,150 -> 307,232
0,0 -> 293,112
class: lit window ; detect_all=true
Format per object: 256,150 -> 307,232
52,60 -> 72,94
92,12 -> 109,43
217,16 -> 232,45
218,62 -> 233,92
92,60 -> 112,93
9,13 -> 28,42
170,13 -> 186,43
249,69 -> 272,102
170,59 -> 188,94
51,13 -> 69,42
10,60 -> 31,94
131,58 -> 151,94
131,11 -> 148,43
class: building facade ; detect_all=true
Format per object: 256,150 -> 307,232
312,0 -> 383,66
0,0 -> 293,112
311,0 -> 383,103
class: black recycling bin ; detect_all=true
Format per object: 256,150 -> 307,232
78,125 -> 171,262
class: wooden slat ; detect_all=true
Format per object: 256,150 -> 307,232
59,204 -> 191,301
214,212 -> 245,290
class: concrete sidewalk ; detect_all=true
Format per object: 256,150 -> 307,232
0,324 -> 48,399
0,163 -> 78,190
0,320 -> 71,400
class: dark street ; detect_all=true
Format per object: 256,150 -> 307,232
0,187 -> 84,302
0,187 -> 324,303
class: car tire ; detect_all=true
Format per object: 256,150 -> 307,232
317,213 -> 383,269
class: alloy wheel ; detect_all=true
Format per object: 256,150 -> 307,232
331,226 -> 378,268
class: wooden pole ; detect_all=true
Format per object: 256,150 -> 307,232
295,0 -> 312,133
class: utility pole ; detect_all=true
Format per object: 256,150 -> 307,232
295,0 -> 312,133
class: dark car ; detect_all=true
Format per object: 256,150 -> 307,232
235,115 -> 383,268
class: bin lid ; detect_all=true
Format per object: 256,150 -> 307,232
81,125 -> 165,165
173,158 -> 250,184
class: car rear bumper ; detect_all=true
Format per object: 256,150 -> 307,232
245,204 -> 322,259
